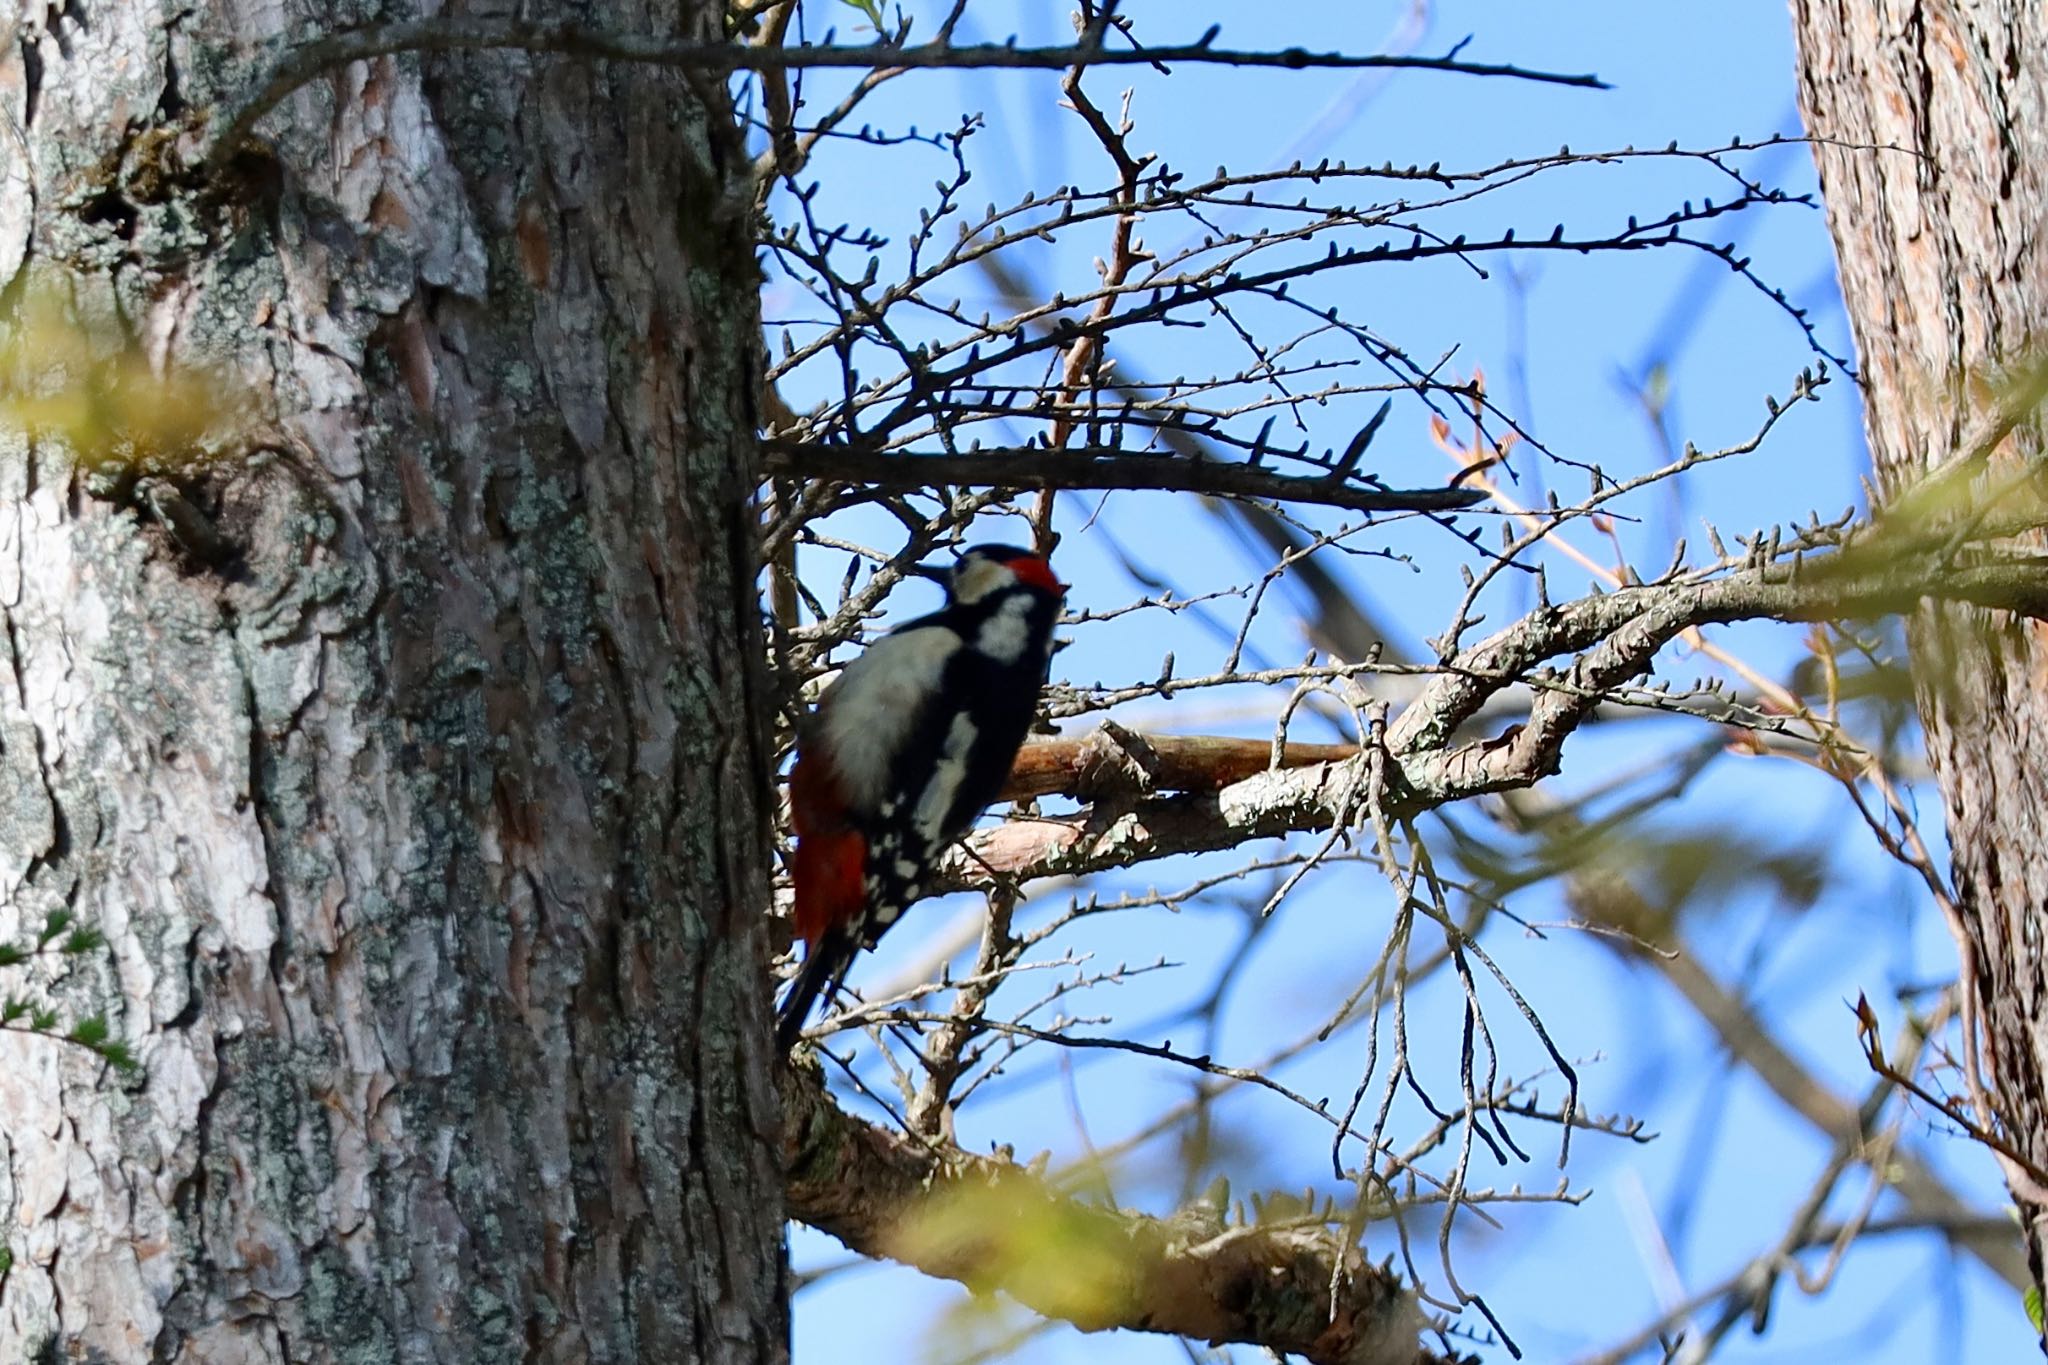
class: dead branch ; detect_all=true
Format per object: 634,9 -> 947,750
1000,727 -> 1358,801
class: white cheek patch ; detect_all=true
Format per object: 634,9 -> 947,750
912,711 -> 981,842
818,625 -> 960,811
975,593 -> 1036,665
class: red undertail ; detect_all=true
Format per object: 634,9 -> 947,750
789,753 -> 867,947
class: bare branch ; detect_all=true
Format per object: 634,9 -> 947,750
1582,911 -> 2029,1293
941,548 -> 2048,893
762,442 -> 1489,514
209,21 -> 1607,172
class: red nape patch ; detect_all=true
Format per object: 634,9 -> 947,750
1008,554 -> 1066,596
793,831 -> 866,947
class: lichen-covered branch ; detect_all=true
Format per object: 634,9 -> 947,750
945,545 -> 2048,893
0,0 -> 783,1357
780,1059 -> 1470,1365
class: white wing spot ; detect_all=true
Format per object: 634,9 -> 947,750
912,712 -> 980,841
894,857 -> 920,879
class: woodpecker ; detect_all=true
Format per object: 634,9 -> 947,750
778,544 -> 1065,1048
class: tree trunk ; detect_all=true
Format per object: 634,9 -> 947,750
1792,0 -> 2048,1335
0,0 -> 784,1359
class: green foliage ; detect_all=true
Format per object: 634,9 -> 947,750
66,1015 -> 138,1072
0,908 -> 139,1073
2026,1284 -> 2043,1335
35,908 -> 73,948
97,1041 -> 140,1072
62,927 -> 106,955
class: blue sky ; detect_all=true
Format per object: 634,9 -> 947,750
763,4 -> 2027,1361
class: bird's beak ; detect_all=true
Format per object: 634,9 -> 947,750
905,561 -> 951,584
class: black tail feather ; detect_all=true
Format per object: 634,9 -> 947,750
776,928 -> 857,1049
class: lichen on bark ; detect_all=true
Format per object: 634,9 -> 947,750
0,0 -> 785,1359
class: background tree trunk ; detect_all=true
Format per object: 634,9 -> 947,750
0,0 -> 783,1359
1792,0 -> 2048,1333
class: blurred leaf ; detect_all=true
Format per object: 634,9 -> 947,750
1455,792 -> 1828,946
2027,1284 -> 2043,1334
1643,362 -> 1671,411
839,0 -> 885,28
898,1178 -> 1137,1340
0,279 -> 238,473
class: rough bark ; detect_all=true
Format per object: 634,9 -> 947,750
1791,0 -> 2048,1333
0,0 -> 782,1360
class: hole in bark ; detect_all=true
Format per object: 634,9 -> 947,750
157,48 -> 184,122
95,467 -> 246,578
19,36 -> 41,127
77,189 -> 139,241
